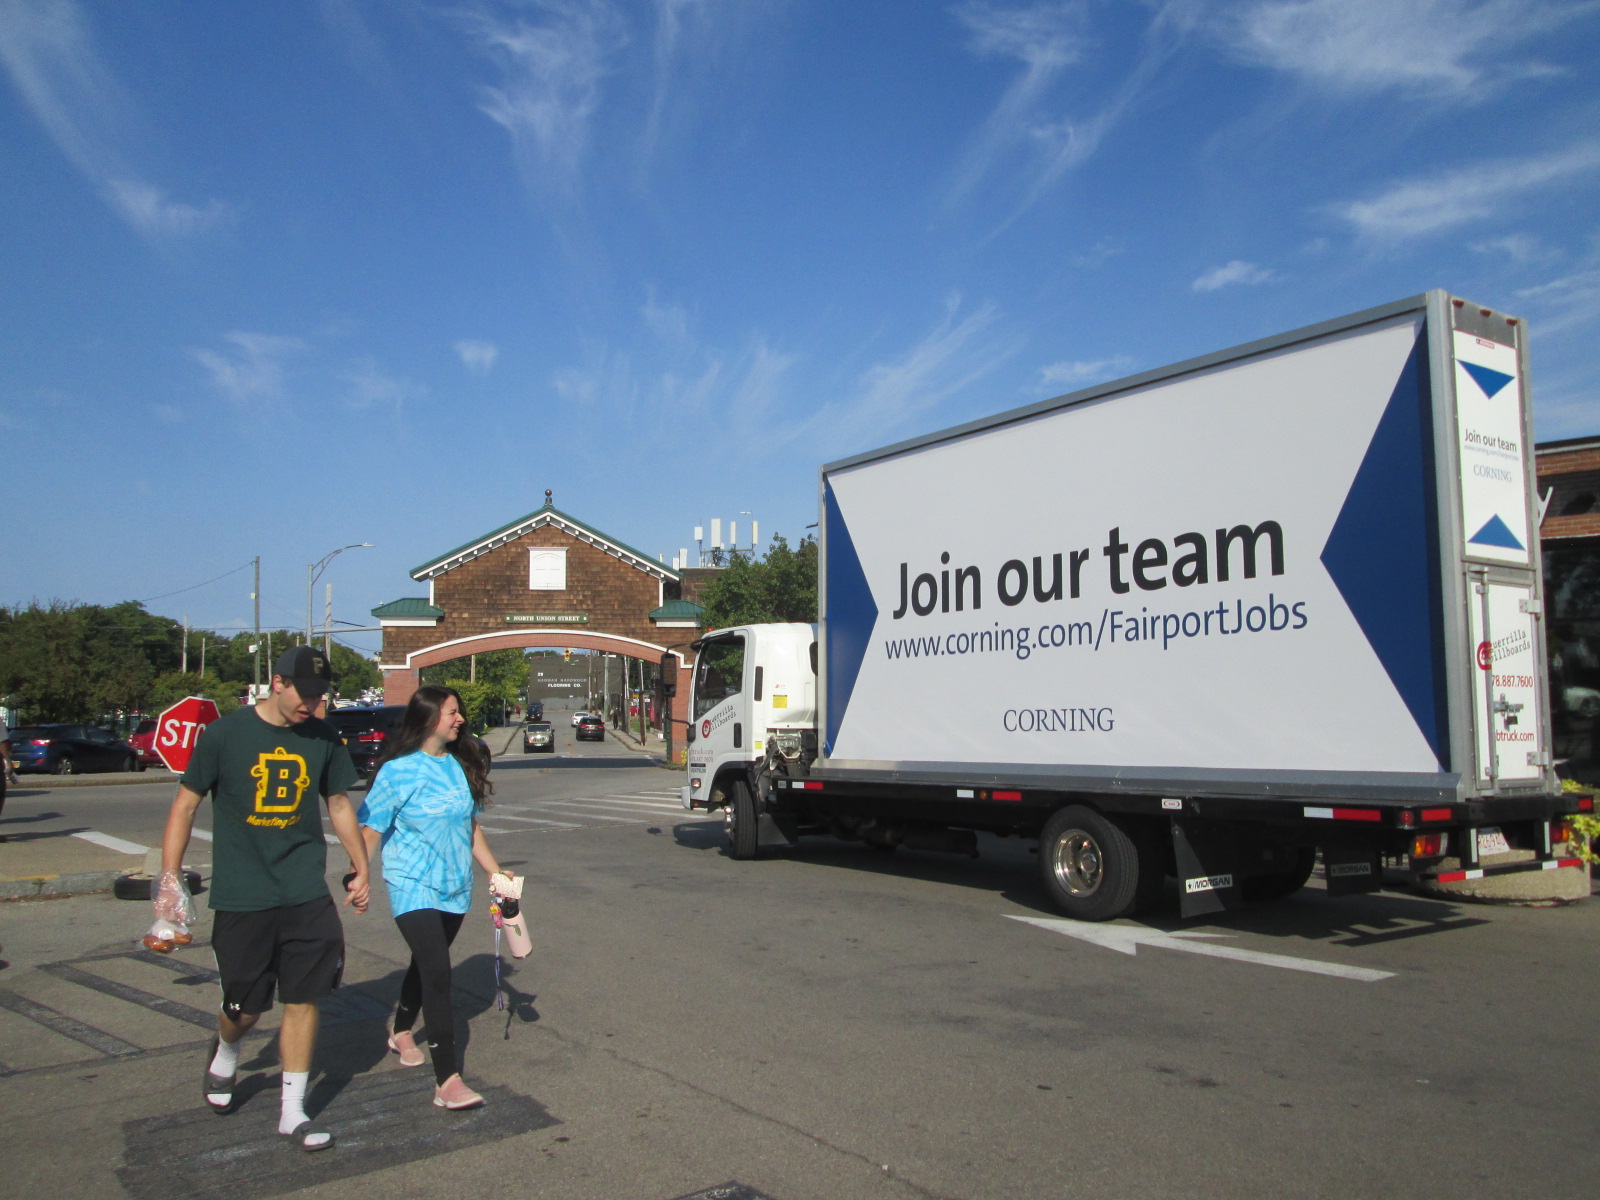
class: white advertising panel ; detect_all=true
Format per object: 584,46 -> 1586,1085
1453,330 -> 1531,567
1469,582 -> 1543,784
825,315 -> 1450,776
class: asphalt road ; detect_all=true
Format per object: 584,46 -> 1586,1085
1,728 -> 1597,1199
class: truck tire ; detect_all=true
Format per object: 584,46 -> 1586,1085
1039,806 -> 1143,921
1241,848 -> 1317,903
726,777 -> 759,861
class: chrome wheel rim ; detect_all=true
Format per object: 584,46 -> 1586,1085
1052,831 -> 1103,896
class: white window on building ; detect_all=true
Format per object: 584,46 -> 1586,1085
529,548 -> 568,591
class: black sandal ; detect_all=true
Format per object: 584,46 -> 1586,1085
203,1036 -> 235,1113
279,1120 -> 334,1151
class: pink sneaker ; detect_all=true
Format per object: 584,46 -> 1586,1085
387,1030 -> 425,1068
433,1073 -> 485,1110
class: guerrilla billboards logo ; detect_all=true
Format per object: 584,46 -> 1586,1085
882,519 -> 1308,665
701,708 -> 736,740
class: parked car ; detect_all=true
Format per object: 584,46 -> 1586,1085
10,724 -> 142,775
522,722 -> 555,753
127,718 -> 164,768
575,715 -> 605,742
326,705 -> 406,778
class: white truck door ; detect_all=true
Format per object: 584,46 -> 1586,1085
1470,579 -> 1545,785
686,632 -> 750,804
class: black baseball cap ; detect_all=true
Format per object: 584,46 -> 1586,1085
274,646 -> 332,698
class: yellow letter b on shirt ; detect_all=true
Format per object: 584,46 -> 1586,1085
252,748 -> 310,814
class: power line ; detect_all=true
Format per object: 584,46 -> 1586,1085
139,561 -> 253,604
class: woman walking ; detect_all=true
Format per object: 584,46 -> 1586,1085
359,685 -> 506,1109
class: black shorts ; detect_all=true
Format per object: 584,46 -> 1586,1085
212,895 -> 344,1019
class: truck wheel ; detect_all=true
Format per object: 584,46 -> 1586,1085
1241,848 -> 1317,902
1039,806 -> 1142,921
726,777 -> 759,861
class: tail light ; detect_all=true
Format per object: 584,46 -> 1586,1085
30,739 -> 50,746
1552,819 -> 1574,845
1411,832 -> 1446,858
357,730 -> 387,744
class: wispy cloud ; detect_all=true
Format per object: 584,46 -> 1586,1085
464,0 -> 629,201
344,359 -> 426,411
1192,259 -> 1275,291
1221,0 -> 1590,97
454,339 -> 499,373
793,296 -> 1010,454
0,0 -> 229,237
1035,355 -> 1134,392
948,1 -> 1192,220
1328,142 -> 1600,242
191,332 -> 306,409
1516,266 -> 1600,338
1469,233 -> 1560,266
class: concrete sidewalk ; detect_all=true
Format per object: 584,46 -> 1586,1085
0,828 -> 151,900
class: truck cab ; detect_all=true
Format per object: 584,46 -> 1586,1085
682,623 -> 817,853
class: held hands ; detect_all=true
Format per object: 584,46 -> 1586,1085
342,866 -> 370,913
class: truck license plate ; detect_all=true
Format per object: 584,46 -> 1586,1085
1477,827 -> 1511,856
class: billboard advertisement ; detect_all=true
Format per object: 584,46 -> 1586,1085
822,312 -> 1457,780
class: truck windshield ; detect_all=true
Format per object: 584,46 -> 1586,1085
694,635 -> 745,719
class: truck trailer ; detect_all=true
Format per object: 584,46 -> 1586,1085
679,291 -> 1591,920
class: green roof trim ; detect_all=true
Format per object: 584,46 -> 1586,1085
649,599 -> 705,621
372,597 -> 444,619
409,501 -> 681,583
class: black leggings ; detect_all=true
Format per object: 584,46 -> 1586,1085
392,908 -> 466,1085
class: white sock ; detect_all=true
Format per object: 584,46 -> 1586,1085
279,1071 -> 329,1145
208,1037 -> 240,1079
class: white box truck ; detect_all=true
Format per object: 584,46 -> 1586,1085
679,291 -> 1591,919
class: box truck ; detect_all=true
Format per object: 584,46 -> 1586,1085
679,291 -> 1591,919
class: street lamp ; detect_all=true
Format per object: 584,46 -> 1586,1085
307,543 -> 373,647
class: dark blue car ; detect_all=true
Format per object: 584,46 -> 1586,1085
10,724 -> 142,774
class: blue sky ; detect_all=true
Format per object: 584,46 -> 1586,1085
4,0 -> 1598,658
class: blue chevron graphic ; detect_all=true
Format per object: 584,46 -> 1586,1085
823,480 -> 879,756
1461,361 -> 1513,399
1468,513 -> 1525,551
1320,331 -> 1448,767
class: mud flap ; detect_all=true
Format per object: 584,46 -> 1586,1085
1322,846 -> 1383,896
757,812 -> 797,846
1174,821 -> 1242,918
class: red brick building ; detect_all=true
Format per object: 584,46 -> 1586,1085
374,497 -> 704,746
1536,436 -> 1600,782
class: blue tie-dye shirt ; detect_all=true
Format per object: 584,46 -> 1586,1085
358,750 -> 476,917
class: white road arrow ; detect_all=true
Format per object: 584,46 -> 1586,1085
1008,916 -> 1395,982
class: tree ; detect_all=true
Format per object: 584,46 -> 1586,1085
148,671 -> 242,714
0,601 -> 165,722
698,534 -> 818,629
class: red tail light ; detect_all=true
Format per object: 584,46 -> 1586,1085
357,730 -> 387,743
1411,833 -> 1445,858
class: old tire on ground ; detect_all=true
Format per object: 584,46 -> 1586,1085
1039,805 -> 1144,921
725,777 -> 759,861
113,869 -> 204,901
1240,848 -> 1318,903
54,755 -> 76,775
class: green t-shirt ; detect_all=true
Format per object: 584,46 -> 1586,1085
181,705 -> 359,912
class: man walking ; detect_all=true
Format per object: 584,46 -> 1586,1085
161,646 -> 370,1151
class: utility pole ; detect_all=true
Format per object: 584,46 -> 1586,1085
181,616 -> 188,674
253,556 -> 261,698
199,637 -> 207,679
324,582 -> 333,661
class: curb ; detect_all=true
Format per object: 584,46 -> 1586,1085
11,772 -> 174,789
0,869 -> 122,901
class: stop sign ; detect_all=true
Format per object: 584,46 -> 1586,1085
155,696 -> 222,773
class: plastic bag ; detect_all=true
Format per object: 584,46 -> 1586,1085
144,870 -> 196,952
489,872 -> 531,958
143,918 -> 192,954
